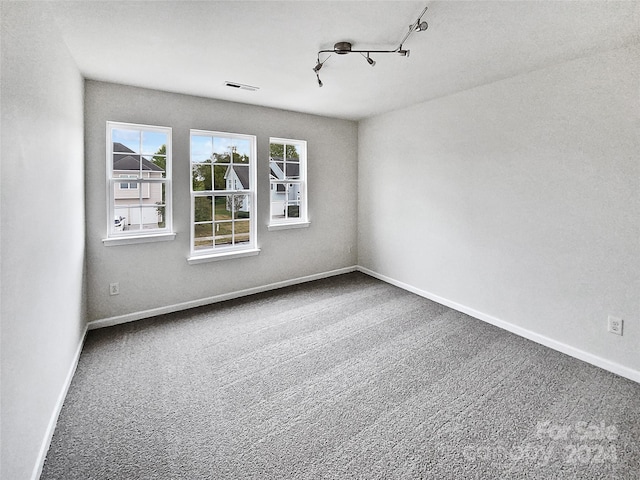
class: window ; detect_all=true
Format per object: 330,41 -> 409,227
119,175 -> 138,190
268,138 -> 308,230
104,122 -> 174,245
189,130 -> 258,262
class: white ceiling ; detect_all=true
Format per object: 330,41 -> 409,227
48,1 -> 639,121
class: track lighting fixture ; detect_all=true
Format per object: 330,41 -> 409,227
416,20 -> 429,32
313,5 -> 428,87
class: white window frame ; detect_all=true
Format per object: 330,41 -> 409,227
103,121 -> 175,246
268,137 -> 309,231
188,129 -> 259,264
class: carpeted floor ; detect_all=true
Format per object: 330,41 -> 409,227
41,272 -> 640,479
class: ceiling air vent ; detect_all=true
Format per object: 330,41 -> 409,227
224,81 -> 259,92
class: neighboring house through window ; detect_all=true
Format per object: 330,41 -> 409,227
104,122 -> 174,245
188,129 -> 258,263
269,138 -> 308,230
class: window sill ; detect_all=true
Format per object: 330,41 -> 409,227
103,232 -> 176,246
267,221 -> 311,231
187,248 -> 261,264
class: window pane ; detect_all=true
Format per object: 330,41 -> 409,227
193,164 -> 212,191
191,135 -> 213,163
234,220 -> 250,244
233,138 -> 251,164
230,165 -> 250,190
270,142 -> 285,160
194,223 -> 213,250
270,184 -> 286,220
212,137 -> 232,163
213,165 -> 228,190
114,179 -> 139,200
141,131 -> 168,155
286,144 -> 300,161
287,183 -> 302,201
155,206 -> 166,228
113,154 -> 142,174
194,196 -> 213,222
287,204 -> 300,218
122,206 -> 143,231
148,155 -> 166,178
113,213 -> 126,232
214,196 -> 232,221
284,162 -> 300,179
126,222 -> 144,232
270,160 -> 284,180
121,205 -> 162,230
137,205 -> 163,229
149,182 -> 165,207
112,129 -> 140,153
214,222 -> 233,245
233,195 -> 250,219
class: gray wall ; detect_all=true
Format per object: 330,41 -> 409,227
0,3 -> 86,479
85,81 -> 358,322
358,43 -> 640,374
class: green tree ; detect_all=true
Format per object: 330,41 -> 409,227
152,144 -> 167,226
152,144 -> 166,171
192,164 -> 213,191
194,196 -> 213,223
214,166 -> 226,190
269,143 -> 299,160
226,194 -> 247,217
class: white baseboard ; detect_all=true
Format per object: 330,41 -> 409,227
88,266 -> 358,330
31,325 -> 88,480
357,266 -> 640,385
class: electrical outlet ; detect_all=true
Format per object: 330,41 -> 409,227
109,282 -> 120,296
607,315 -> 623,336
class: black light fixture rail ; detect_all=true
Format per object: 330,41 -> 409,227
313,5 -> 429,87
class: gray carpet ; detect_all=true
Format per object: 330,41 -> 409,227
41,272 -> 640,479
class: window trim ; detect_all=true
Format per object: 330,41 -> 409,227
268,137 -> 309,229
188,129 -> 259,261
103,121 -> 174,246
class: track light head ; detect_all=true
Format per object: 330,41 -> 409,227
313,61 -> 322,73
316,73 -> 323,88
398,49 -> 410,57
416,21 -> 428,32
361,53 -> 376,66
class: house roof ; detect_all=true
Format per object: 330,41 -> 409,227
113,142 -> 164,172
269,157 -> 299,179
225,165 -> 250,189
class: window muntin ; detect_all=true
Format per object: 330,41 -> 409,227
269,138 -> 307,225
107,122 -> 172,237
190,130 -> 257,256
